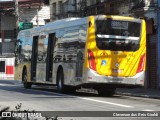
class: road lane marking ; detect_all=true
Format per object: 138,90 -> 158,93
76,97 -> 134,108
4,84 -> 134,108
142,109 -> 155,111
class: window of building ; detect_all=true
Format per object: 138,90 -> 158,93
58,1 -> 63,15
52,2 -> 56,15
110,3 -> 114,13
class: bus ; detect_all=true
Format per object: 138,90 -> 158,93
15,15 -> 146,96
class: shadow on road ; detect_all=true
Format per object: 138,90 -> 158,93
0,80 -> 121,99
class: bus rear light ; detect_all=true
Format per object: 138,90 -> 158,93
88,50 -> 96,71
137,54 -> 145,73
6,66 -> 14,74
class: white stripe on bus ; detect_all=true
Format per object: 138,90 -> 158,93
97,34 -> 139,40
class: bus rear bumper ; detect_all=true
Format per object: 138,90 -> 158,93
85,69 -> 145,86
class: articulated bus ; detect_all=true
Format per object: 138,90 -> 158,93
15,15 -> 146,96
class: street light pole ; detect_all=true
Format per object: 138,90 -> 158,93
15,0 -> 19,36
36,9 -> 39,26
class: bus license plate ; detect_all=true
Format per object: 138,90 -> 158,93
112,69 -> 123,73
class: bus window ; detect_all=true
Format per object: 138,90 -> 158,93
31,36 -> 38,81
37,34 -> 47,62
95,18 -> 141,51
56,30 -> 64,38
46,33 -> 56,81
76,51 -> 83,77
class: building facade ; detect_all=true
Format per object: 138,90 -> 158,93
50,0 -> 78,21
0,0 -> 50,42
19,5 -> 50,26
131,0 -> 158,89
0,0 -> 50,56
50,0 -> 132,19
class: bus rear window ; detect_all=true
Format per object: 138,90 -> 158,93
95,19 -> 141,51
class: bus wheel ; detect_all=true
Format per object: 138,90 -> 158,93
22,70 -> 32,89
97,88 -> 116,97
57,69 -> 65,93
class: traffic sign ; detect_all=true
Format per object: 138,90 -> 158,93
19,22 -> 33,30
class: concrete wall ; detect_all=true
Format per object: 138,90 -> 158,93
1,15 -> 16,30
2,41 -> 15,56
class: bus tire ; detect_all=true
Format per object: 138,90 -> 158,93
57,69 -> 65,93
22,70 -> 32,89
97,88 -> 116,97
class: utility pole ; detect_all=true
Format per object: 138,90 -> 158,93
36,9 -> 39,26
157,0 -> 160,88
15,0 -> 19,37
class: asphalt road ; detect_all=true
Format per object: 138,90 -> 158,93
0,81 -> 160,120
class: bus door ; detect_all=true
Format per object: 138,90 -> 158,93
31,36 -> 38,81
36,34 -> 48,82
46,33 -> 56,82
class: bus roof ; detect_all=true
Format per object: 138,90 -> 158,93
18,15 -> 143,37
30,17 -> 88,34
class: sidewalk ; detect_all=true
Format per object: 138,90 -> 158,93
116,88 -> 160,99
0,80 -> 21,85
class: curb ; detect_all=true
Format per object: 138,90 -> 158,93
116,92 -> 160,99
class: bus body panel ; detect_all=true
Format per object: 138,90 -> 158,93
85,16 -> 146,86
15,29 -> 33,82
15,15 -> 146,89
85,68 -> 145,86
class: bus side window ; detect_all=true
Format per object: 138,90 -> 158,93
15,39 -> 22,65
56,30 -> 64,38
79,25 -> 87,42
76,51 -> 83,77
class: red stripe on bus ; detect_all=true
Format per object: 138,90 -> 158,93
6,66 -> 14,74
